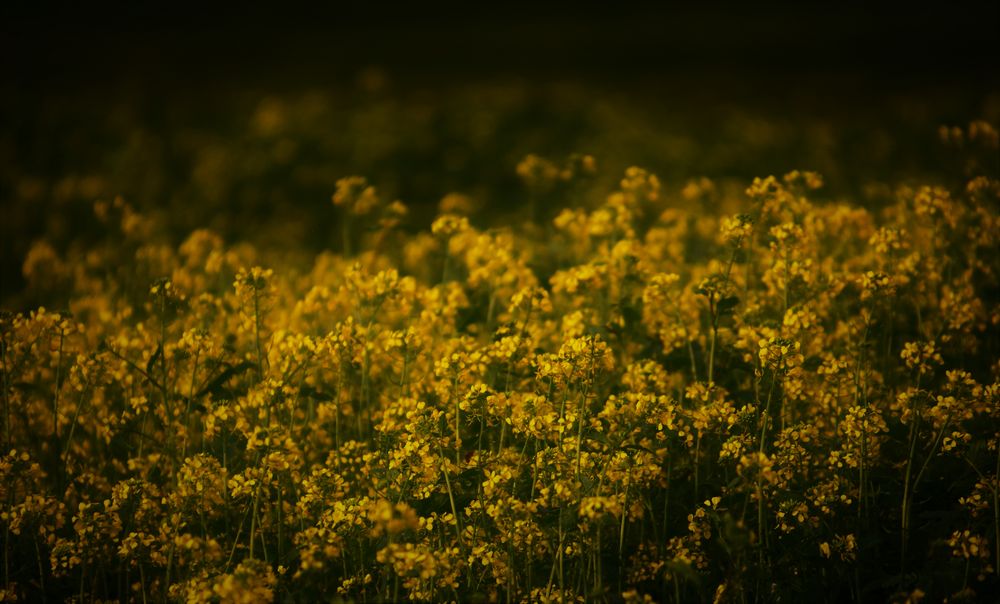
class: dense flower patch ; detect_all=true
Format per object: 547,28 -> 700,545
2,118 -> 1000,602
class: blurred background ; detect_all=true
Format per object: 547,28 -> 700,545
2,3 -> 999,305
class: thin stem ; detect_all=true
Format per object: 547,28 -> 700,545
53,325 -> 64,440
994,445 -> 1000,576
34,534 -> 47,603
900,400 -> 921,574
758,372 -> 778,454
0,334 -> 11,453
253,288 -> 264,381
671,302 -> 698,382
437,444 -> 465,556
453,378 -> 461,467
707,245 -> 739,384
159,291 -> 172,456
248,474 -> 262,559
912,417 -> 950,490
618,465 -> 631,562
694,431 -> 701,500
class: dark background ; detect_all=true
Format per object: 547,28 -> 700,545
4,4 -> 998,91
2,3 -> 999,305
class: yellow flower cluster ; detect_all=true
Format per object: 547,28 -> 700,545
4,128 -> 1000,603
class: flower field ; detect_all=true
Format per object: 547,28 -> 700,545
2,89 -> 1000,603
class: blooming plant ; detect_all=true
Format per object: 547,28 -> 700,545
2,115 -> 1000,604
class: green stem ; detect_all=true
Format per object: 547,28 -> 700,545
437,444 -> 465,556
694,432 -> 701,500
912,417 -> 950,490
0,334 -> 11,451
253,288 -> 264,381
53,325 -> 64,440
900,406 -> 921,574
671,302 -> 698,382
246,463 -> 265,562
994,445 -> 1000,576
619,466 -> 631,562
708,245 -> 739,384
758,372 -> 778,453
34,534 -> 46,603
454,378 -> 461,467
